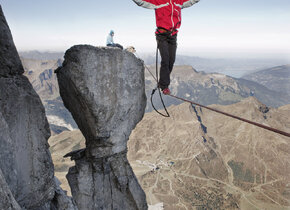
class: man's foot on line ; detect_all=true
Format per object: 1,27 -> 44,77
162,88 -> 170,95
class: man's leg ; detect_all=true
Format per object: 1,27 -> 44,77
156,35 -> 170,90
115,43 -> 123,50
168,35 -> 177,74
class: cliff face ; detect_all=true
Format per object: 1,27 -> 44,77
56,45 -> 148,209
0,5 -> 75,209
0,169 -> 21,210
0,6 -> 23,77
0,75 -> 56,208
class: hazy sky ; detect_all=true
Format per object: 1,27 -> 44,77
1,0 -> 290,58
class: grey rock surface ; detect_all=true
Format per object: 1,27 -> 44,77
51,178 -> 78,210
56,45 -> 147,209
0,75 -> 55,209
0,169 -> 21,210
56,45 -> 147,157
0,111 -> 18,196
0,6 -> 77,210
0,5 -> 23,76
67,152 -> 147,210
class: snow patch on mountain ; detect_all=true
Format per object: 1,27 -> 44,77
149,203 -> 164,210
46,115 -> 74,131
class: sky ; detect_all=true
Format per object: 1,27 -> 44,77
1,0 -> 290,59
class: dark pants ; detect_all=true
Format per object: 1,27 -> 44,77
156,33 -> 177,90
107,43 -> 123,50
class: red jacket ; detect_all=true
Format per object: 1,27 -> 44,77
133,0 -> 200,35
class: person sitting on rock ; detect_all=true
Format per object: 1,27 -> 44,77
106,30 -> 123,49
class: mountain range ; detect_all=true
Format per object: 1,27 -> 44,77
21,58 -> 77,134
19,51 -> 64,60
145,65 -> 290,112
127,97 -> 290,209
3,2 -> 287,206
20,52 -> 290,136
48,97 -> 290,209
242,65 -> 290,95
19,50 -> 290,78
140,53 -> 290,78
21,53 -> 290,209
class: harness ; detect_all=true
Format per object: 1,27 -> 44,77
156,27 -> 178,36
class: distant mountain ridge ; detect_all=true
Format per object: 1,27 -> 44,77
22,58 -> 61,100
19,51 -> 64,60
21,58 -> 77,134
19,51 -> 289,78
20,52 -> 290,134
140,53 -> 289,77
145,65 -> 290,112
242,64 -> 290,95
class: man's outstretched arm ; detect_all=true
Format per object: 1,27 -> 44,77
180,0 -> 200,9
132,0 -> 168,9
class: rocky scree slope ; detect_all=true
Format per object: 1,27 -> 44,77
128,97 -> 290,209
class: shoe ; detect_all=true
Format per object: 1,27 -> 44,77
162,88 -> 171,95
